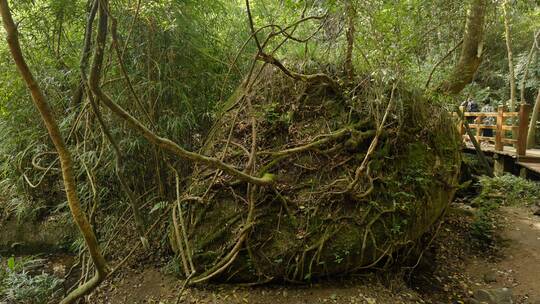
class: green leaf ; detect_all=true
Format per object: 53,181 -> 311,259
150,201 -> 169,214
7,256 -> 15,271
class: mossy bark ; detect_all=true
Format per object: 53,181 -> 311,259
438,0 -> 488,94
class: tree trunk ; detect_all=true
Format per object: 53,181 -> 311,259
520,32 -> 539,104
344,0 -> 356,84
86,3 -> 149,250
503,0 -> 517,111
526,89 -> 540,148
437,0 -> 488,94
0,1 -> 108,303
71,0 -> 98,106
503,0 -> 516,111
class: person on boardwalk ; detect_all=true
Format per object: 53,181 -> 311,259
480,99 -> 495,138
461,99 -> 479,123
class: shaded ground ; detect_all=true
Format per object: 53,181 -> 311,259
91,270 -> 424,304
3,203 -> 539,303
88,205 -> 540,304
464,207 -> 540,303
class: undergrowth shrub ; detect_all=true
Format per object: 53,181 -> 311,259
0,256 -> 63,304
469,174 -> 540,250
472,174 -> 540,207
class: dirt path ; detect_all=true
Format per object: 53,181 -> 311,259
465,206 -> 540,303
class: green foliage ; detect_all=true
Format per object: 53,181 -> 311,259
474,0 -> 540,104
0,256 -> 63,304
0,0 -> 536,218
149,201 -> 169,214
516,50 -> 540,97
473,174 -> 540,207
469,174 -> 540,249
0,0 -> 251,221
469,195 -> 499,250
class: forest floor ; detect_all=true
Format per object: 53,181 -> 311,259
77,204 -> 540,304
461,206 -> 540,303
4,202 -> 539,304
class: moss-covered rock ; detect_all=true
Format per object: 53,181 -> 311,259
170,68 -> 461,283
0,217 -> 76,254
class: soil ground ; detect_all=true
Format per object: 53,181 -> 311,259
6,204 -> 539,303
82,205 -> 540,304
463,207 -> 540,303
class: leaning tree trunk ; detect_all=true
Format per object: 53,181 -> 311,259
520,31 -> 538,105
502,0 -> 517,111
523,32 -> 539,148
71,0 -> 98,106
436,0 -> 490,170
0,1 -> 108,303
527,89 -> 540,148
437,0 -> 488,94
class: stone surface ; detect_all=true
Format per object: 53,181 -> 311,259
472,288 -> 513,304
483,271 -> 498,283
0,217 -> 76,254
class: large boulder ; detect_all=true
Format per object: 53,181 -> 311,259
170,68 -> 461,283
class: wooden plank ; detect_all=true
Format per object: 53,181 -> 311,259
502,138 -> 518,144
463,142 -> 519,158
478,136 -> 495,141
524,148 -> 540,157
469,124 -> 497,129
463,135 -> 496,142
501,125 -> 517,131
517,156 -> 540,164
517,162 -> 540,174
502,112 -> 519,117
464,112 -> 498,117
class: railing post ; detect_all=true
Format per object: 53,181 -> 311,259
517,103 -> 530,156
495,105 -> 504,151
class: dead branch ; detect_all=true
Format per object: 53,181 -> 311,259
245,0 -> 339,91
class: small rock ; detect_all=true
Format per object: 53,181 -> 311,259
365,298 -> 376,304
483,271 -> 498,283
533,208 -> 540,216
451,203 -> 476,216
473,288 -> 513,304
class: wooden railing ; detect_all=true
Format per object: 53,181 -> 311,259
458,104 -> 531,156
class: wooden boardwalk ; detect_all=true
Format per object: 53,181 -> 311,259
459,104 -> 540,176
464,143 -> 540,175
